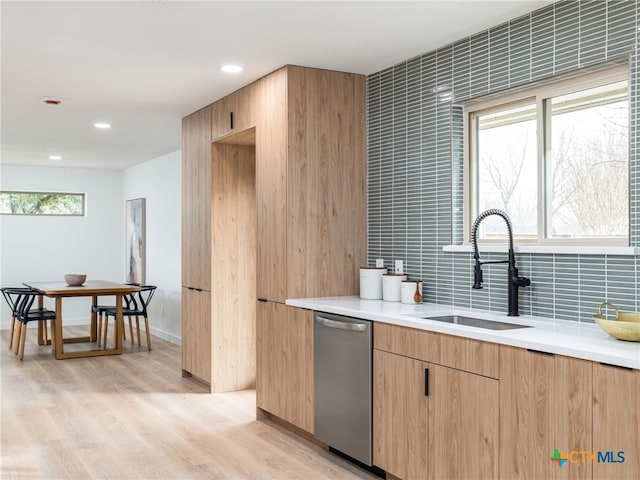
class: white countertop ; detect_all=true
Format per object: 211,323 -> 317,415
285,296 -> 640,369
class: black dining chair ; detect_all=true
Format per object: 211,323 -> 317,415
91,282 -> 140,347
99,285 -> 157,351
14,290 -> 57,360
1,287 -> 33,350
92,302 -> 122,347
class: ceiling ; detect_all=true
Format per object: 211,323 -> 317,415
1,0 -> 552,170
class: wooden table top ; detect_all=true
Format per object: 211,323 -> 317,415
23,280 -> 141,297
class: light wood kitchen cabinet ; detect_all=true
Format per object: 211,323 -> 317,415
373,349 -> 428,479
374,322 -> 499,378
211,86 -> 256,141
182,65 -> 365,395
254,65 -> 366,303
254,68 -> 287,303
209,142 -> 257,392
181,106 -> 212,291
593,363 -> 640,480
181,287 -> 211,383
555,355 -> 593,480
256,301 -> 314,433
500,347 -> 554,480
373,348 -> 499,480
429,362 -> 499,480
499,346 -> 593,480
373,323 -> 499,479
182,138 -> 257,392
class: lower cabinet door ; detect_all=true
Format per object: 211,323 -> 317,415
374,349 -> 498,480
593,364 -> 640,480
500,347 -> 594,480
373,349 -> 428,479
500,346 -> 555,480
181,287 -> 211,384
428,364 -> 499,480
256,301 -> 314,433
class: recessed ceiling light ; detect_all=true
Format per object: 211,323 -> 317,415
49,155 -> 62,160
221,65 -> 243,73
94,122 -> 111,129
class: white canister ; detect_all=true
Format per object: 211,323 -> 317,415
359,267 -> 386,299
401,280 -> 424,304
382,274 -> 407,302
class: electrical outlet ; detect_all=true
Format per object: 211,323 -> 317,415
395,260 -> 404,274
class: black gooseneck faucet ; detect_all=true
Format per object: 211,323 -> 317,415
471,209 -> 531,316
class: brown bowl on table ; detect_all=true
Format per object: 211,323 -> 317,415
593,302 -> 640,342
64,274 -> 86,287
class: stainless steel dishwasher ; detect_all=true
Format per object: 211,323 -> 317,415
314,311 -> 372,467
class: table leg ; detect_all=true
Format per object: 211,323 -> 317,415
54,297 -> 64,360
37,295 -> 45,345
91,295 -> 98,342
115,294 -> 123,354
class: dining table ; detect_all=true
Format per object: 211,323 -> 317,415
23,280 -> 141,360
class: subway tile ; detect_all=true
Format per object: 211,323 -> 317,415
607,0 -> 636,59
489,22 -> 509,92
365,0 -> 639,325
554,1 -> 580,73
509,14 -> 532,86
469,31 -> 490,98
531,4 -> 555,80
579,0 -> 607,67
453,38 -> 470,101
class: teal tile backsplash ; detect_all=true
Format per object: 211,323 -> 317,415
366,0 -> 640,323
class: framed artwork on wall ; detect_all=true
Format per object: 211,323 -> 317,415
125,197 -> 145,284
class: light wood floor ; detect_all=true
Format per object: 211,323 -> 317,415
1,325 -> 375,480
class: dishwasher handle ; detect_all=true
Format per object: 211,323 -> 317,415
315,316 -> 368,332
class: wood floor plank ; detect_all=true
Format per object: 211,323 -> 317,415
1,326 -> 374,480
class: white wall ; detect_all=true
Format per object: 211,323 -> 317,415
0,165 -> 123,326
123,150 -> 181,343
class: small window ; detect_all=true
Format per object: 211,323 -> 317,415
467,65 -> 629,245
0,191 -> 86,216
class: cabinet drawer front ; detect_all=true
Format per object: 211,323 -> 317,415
374,323 -> 440,364
440,333 -> 499,378
374,323 -> 499,377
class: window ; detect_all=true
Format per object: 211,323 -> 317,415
466,66 -> 629,245
0,191 -> 86,216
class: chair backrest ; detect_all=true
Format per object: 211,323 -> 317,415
1,287 -> 34,316
14,290 -> 53,322
124,285 -> 157,315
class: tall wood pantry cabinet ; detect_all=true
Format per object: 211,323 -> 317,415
181,65 -> 366,399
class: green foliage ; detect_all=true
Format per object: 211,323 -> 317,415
0,192 -> 84,215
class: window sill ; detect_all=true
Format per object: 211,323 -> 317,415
443,244 -> 639,255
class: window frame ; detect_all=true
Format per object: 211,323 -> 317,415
463,64 -> 630,247
0,190 -> 86,216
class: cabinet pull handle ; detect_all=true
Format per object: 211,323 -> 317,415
315,316 -> 367,332
527,348 -> 554,356
599,362 -> 633,370
257,298 -> 268,303
230,111 -> 234,130
424,368 -> 429,396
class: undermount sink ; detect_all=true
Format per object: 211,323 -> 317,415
420,315 -> 532,331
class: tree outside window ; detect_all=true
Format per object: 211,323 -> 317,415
0,191 -> 85,216
468,67 -> 628,245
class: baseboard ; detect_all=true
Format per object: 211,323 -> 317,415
148,326 -> 181,345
